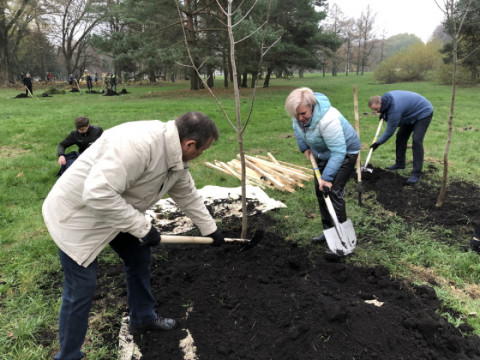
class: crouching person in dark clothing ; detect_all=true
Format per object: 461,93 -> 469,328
57,116 -> 103,176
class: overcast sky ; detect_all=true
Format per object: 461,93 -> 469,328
330,0 -> 445,42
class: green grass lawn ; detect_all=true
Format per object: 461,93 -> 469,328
1,73 -> 479,359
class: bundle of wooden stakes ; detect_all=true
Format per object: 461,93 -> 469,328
205,153 -> 313,192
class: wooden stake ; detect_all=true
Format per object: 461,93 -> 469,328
353,84 -> 363,205
267,152 -> 279,164
247,155 -> 312,181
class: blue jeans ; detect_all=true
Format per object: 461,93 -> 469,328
57,152 -> 79,177
394,113 -> 433,176
55,232 -> 156,360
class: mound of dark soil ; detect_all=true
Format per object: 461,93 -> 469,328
361,164 -> 480,246
90,165 -> 480,359
15,93 -> 29,98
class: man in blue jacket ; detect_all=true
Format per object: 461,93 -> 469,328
368,90 -> 433,184
285,87 -> 361,256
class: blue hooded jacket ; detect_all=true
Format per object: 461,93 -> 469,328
377,90 -> 433,144
292,92 -> 360,182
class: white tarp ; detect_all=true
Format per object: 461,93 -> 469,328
146,185 -> 287,234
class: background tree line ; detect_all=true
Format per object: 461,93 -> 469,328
0,0 -> 478,87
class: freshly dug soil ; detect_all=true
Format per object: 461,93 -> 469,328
90,164 -> 480,359
361,164 -> 480,247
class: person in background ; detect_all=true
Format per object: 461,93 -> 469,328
23,73 -> 33,96
368,90 -> 433,184
103,73 -> 110,91
285,87 -> 360,257
68,74 -> 73,85
57,116 -> 103,176
469,223 -> 480,254
110,72 -> 117,93
86,73 -> 93,92
43,112 -> 225,360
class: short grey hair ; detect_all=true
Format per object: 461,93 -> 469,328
368,95 -> 381,107
175,112 -> 219,149
285,87 -> 317,118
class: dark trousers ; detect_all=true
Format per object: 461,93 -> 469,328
54,232 -> 156,360
314,153 -> 358,230
394,113 -> 433,175
474,223 -> 480,238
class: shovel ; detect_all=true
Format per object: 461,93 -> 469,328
309,154 -> 356,256
361,118 -> 384,173
25,85 -> 34,97
160,230 -> 263,252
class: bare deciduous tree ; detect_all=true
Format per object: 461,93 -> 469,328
175,0 -> 279,238
436,0 -> 473,207
45,0 -> 105,77
356,5 -> 376,75
0,0 -> 39,83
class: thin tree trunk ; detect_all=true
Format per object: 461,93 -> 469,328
436,38 -> 457,207
226,0 -> 248,238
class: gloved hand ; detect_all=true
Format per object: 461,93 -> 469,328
207,230 -> 225,247
140,225 -> 161,247
322,186 -> 331,197
370,142 -> 380,151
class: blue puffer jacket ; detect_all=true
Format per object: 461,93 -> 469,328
377,90 -> 433,144
292,92 -> 360,182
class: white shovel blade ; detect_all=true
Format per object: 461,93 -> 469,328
324,219 -> 357,256
341,219 -> 357,249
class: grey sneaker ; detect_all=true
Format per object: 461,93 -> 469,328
406,174 -> 420,184
129,317 -> 178,335
385,164 -> 405,170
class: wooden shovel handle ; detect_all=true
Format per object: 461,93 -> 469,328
363,118 -> 384,168
160,235 -> 248,244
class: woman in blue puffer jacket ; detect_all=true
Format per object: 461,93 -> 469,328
285,87 -> 361,255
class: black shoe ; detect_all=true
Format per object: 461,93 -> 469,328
129,317 -> 178,335
469,238 -> 480,254
312,234 -> 326,244
385,164 -> 405,170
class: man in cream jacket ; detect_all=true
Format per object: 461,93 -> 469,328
43,111 -> 224,360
